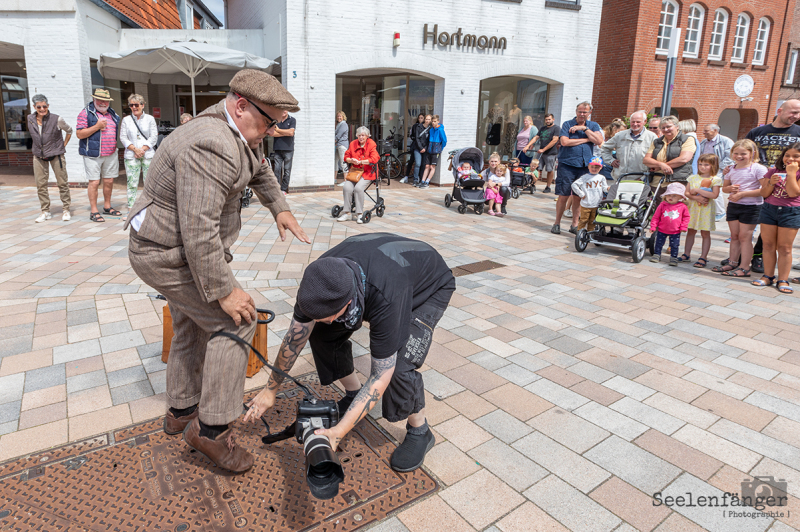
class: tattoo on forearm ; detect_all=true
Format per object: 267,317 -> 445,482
347,354 -> 397,423
267,319 -> 313,391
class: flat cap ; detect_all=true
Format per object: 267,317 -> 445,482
230,69 -> 300,112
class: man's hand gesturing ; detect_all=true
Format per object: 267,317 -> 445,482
276,211 -> 311,244
219,287 -> 257,326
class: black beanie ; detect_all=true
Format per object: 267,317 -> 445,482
297,258 -> 353,320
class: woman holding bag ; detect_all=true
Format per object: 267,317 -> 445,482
338,126 -> 380,223
119,93 -> 157,220
419,115 -> 447,188
517,115 -> 539,165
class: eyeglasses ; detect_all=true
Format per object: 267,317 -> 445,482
235,93 -> 279,129
35,105 -> 48,110
129,103 -> 141,108
648,126 -> 660,131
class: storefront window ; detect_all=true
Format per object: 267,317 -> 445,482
336,73 -> 434,157
476,76 -> 548,161
176,85 -> 228,119
1,64 -> 31,151
90,60 -> 133,118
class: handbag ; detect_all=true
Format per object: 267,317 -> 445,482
346,169 -> 363,183
130,115 -> 157,151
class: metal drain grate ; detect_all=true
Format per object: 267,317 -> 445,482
0,374 -> 438,531
451,260 -> 505,277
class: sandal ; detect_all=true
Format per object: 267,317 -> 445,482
678,254 -> 691,262
712,262 -> 738,273
751,275 -> 775,287
693,258 -> 708,268
776,280 -> 794,294
103,207 -> 122,217
721,267 -> 751,277
89,212 -> 105,223
792,278 -> 800,285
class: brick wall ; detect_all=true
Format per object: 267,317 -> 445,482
229,0 -> 603,187
0,152 -> 33,167
593,0 -> 792,139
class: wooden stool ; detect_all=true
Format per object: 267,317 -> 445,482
161,305 -> 272,378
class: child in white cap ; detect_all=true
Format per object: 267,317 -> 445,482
571,156 -> 609,232
650,182 -> 691,266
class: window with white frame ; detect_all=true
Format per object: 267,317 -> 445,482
683,4 -> 705,58
657,1 -> 679,54
708,9 -> 729,60
786,50 -> 798,84
203,19 -> 212,29
731,14 -> 750,63
753,18 -> 770,65
186,2 -> 194,29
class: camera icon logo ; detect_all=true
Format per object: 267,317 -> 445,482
741,476 -> 788,507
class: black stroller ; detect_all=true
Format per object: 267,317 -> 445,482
331,163 -> 385,224
509,160 -> 536,198
444,147 -> 486,215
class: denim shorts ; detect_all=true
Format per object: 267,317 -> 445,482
555,163 -> 584,196
726,202 -> 761,225
758,202 -> 800,228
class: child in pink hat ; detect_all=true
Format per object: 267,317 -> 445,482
650,182 -> 691,266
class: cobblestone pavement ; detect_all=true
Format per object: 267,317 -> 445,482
1,177 -> 800,532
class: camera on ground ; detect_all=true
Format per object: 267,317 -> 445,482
295,397 -> 344,500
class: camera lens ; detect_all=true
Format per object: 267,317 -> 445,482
302,429 -> 344,500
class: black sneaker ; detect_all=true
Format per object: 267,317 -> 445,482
551,224 -> 560,234
390,428 -> 435,472
751,256 -> 764,273
501,206 -> 507,215
543,187 -> 551,193
568,226 -> 577,235
337,394 -> 356,418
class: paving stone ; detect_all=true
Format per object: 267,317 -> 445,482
577,350 -> 651,379
110,380 -> 155,405
0,336 -> 34,359
508,337 -> 548,355
421,369 -> 465,399
568,361 -> 615,383
602,375 -> 656,401
137,342 -> 163,359
0,401 -> 21,424
712,355 -> 780,381
691,390 -> 776,431
517,326 -> 562,344
633,369 -> 707,403
66,308 -> 98,327
423,441 -> 481,486
634,429 -> 724,481
364,517 -> 409,532
708,418 -> 800,471
475,410 -> 533,444
99,331 -> 146,354
0,373 -> 25,405
525,379 -> 589,411
482,383 -> 554,422
23,364 -> 66,393
682,371 -> 752,400
445,363 -> 506,395
744,392 -> 800,424
493,364 -> 540,386
66,369 -> 107,394
513,432 -> 610,493
657,473 -> 773,532
543,336 -> 592,356
589,476 -> 671,532
584,435 -> 681,495
609,397 -> 685,435
573,401 -> 648,441
671,424 -> 762,472
52,339 -> 102,364
435,415 -> 493,452
397,494 -> 474,532
467,351 -> 510,371
141,356 -> 167,374
494,502 -> 569,532
523,475 -> 621,532
439,469 -> 525,530
528,407 -> 610,453
442,390 -> 495,421
584,324 -> 645,348
107,365 -> 147,388
468,438 -> 548,492
668,319 -> 736,343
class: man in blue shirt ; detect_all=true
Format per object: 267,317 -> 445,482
552,102 -> 604,234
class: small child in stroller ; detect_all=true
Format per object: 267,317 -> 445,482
486,164 -> 506,217
457,161 -> 479,181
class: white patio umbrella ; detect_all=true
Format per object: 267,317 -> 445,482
98,41 -> 276,116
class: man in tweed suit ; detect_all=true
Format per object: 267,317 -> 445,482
126,69 -> 310,472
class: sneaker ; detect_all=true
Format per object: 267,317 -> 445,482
337,182 -> 345,187
565,210 -> 572,218
568,226 -> 577,235
543,187 -> 551,193
421,182 -> 429,188
488,210 -> 496,216
724,238 -> 731,244
35,212 -> 52,223
62,210 -> 71,221
336,213 -> 350,222
669,257 -> 679,267
650,255 -> 661,263
356,214 -> 364,224
715,213 -> 725,221
550,224 -> 560,234
501,206 -> 507,215
751,256 -> 764,273
793,263 -> 800,271
390,427 -> 435,472
400,177 -> 408,183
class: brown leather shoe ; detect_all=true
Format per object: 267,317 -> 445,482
164,408 -> 199,435
183,418 -> 254,473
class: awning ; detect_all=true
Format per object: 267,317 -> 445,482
98,41 -> 276,115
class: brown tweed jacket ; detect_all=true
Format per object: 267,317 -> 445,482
125,100 -> 290,303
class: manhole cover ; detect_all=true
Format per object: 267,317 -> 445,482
451,259 -> 505,277
0,374 -> 438,531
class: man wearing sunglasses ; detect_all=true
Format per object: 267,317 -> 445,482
126,69 -> 310,473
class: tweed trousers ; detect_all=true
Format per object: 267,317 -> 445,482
129,230 -> 256,426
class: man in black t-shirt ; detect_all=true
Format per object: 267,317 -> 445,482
245,233 -> 455,473
531,113 -> 561,192
740,100 -> 800,271
270,115 -> 296,194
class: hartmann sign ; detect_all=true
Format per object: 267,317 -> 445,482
423,24 -> 507,50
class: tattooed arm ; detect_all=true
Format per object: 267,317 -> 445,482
243,318 -> 314,422
315,353 -> 396,451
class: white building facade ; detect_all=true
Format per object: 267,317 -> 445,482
228,0 -> 601,187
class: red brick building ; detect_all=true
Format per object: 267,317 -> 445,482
593,0 -> 794,140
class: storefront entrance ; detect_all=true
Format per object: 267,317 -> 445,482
336,72 -> 435,159
476,76 -> 549,161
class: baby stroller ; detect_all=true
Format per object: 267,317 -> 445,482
509,158 -> 535,198
444,147 -> 486,215
330,162 -> 385,224
574,172 -> 666,263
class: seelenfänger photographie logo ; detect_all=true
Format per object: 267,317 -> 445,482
653,476 -> 790,519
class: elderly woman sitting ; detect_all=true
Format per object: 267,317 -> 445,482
338,126 -> 380,223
